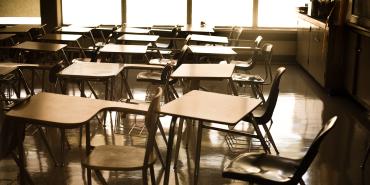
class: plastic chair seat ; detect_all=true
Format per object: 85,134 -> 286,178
223,152 -> 301,184
232,73 -> 264,83
137,71 -> 176,84
82,145 -> 157,171
148,58 -> 177,66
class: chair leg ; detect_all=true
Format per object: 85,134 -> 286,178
150,166 -> 156,185
157,119 -> 168,146
60,129 -> 66,166
94,170 -> 108,185
142,168 -> 149,185
262,124 -> 279,154
174,118 -> 185,169
154,141 -> 165,168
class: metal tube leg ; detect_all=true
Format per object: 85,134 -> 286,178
163,117 -> 177,185
174,118 -> 185,169
85,123 -> 92,185
249,115 -> 271,154
194,121 -> 203,185
60,129 -> 65,166
262,124 -> 279,154
37,127 -> 59,166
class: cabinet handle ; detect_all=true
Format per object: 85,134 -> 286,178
357,49 -> 361,53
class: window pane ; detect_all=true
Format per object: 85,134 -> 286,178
192,0 -> 253,26
62,0 -> 121,25
258,0 -> 303,28
126,0 -> 186,26
0,0 -> 40,24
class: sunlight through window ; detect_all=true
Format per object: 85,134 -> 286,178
126,0 -> 186,26
62,0 -> 121,25
258,0 -> 303,28
193,0 -> 253,26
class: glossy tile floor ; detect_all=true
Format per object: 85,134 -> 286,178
1,64 -> 370,185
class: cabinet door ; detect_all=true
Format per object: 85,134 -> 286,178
296,19 -> 311,70
344,30 -> 359,94
356,35 -> 370,108
308,24 -> 327,86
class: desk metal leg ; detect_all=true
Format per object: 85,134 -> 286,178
17,124 -> 26,185
163,117 -> 178,185
361,141 -> 370,170
174,118 -> 185,169
228,78 -> 238,96
249,115 -> 271,154
85,122 -> 92,185
194,121 -> 203,185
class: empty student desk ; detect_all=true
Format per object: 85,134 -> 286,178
0,34 -> 16,45
160,90 -> 262,185
0,24 -> 46,40
99,43 -> 149,62
171,63 -> 238,95
179,24 -> 214,34
55,26 -> 96,47
188,34 -> 229,45
5,92 -> 149,184
57,61 -> 125,100
188,45 -> 237,63
114,27 -> 151,35
38,33 -> 86,57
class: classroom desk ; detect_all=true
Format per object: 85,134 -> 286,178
0,24 -> 45,40
188,34 -> 229,45
57,61 -> 125,100
38,33 -> 86,57
114,27 -> 151,35
179,24 -> 214,34
55,26 -> 96,47
188,45 -> 237,63
5,92 -> 149,185
117,34 -> 162,58
99,43 -> 149,62
171,63 -> 238,95
0,34 -> 16,45
160,90 -> 263,185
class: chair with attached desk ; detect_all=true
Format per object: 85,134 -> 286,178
82,87 -> 162,185
223,116 -> 338,185
227,67 -> 286,154
232,43 -> 273,102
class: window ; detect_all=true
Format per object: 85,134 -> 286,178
62,0 -> 121,25
192,0 -> 253,26
0,0 -> 41,24
258,0 -> 302,28
126,0 -> 186,26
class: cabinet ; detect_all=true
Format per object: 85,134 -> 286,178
344,25 -> 370,109
297,15 -> 328,87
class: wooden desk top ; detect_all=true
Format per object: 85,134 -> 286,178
39,34 -> 82,42
190,34 -> 228,44
189,45 -> 237,56
12,41 -> 67,52
57,62 -> 124,79
99,44 -> 148,54
114,27 -> 151,34
0,34 -> 15,40
0,62 -> 40,69
56,26 -> 93,33
0,66 -> 17,76
171,64 -> 235,79
6,92 -> 149,128
0,25 -> 42,33
179,24 -> 214,33
117,34 -> 159,42
160,90 -> 261,125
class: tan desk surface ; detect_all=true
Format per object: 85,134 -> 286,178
11,41 -> 67,52
99,44 -> 148,54
6,92 -> 149,128
189,45 -> 237,56
0,25 -> 42,33
57,62 -> 124,79
117,34 -> 159,42
190,34 -> 228,44
39,34 -> 82,41
56,26 -> 93,33
0,34 -> 15,40
0,66 -> 17,76
171,64 -> 235,79
160,90 -> 261,125
180,24 -> 214,33
114,27 -> 151,34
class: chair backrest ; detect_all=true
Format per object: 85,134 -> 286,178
228,26 -> 243,46
174,44 -> 189,68
143,87 -> 162,166
261,43 -> 273,84
291,116 -> 338,183
257,67 -> 286,124
254,35 -> 263,48
48,60 -> 67,84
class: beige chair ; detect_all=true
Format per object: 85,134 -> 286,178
232,43 -> 273,102
82,87 -> 162,185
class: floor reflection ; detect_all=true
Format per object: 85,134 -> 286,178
0,64 -> 370,185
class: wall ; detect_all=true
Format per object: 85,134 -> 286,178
0,0 -> 40,17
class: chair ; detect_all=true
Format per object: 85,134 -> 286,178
228,26 -> 244,46
136,45 -> 189,100
221,35 -> 263,71
222,116 -> 338,185
149,26 -> 179,57
232,43 -> 273,102
82,87 -> 163,185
